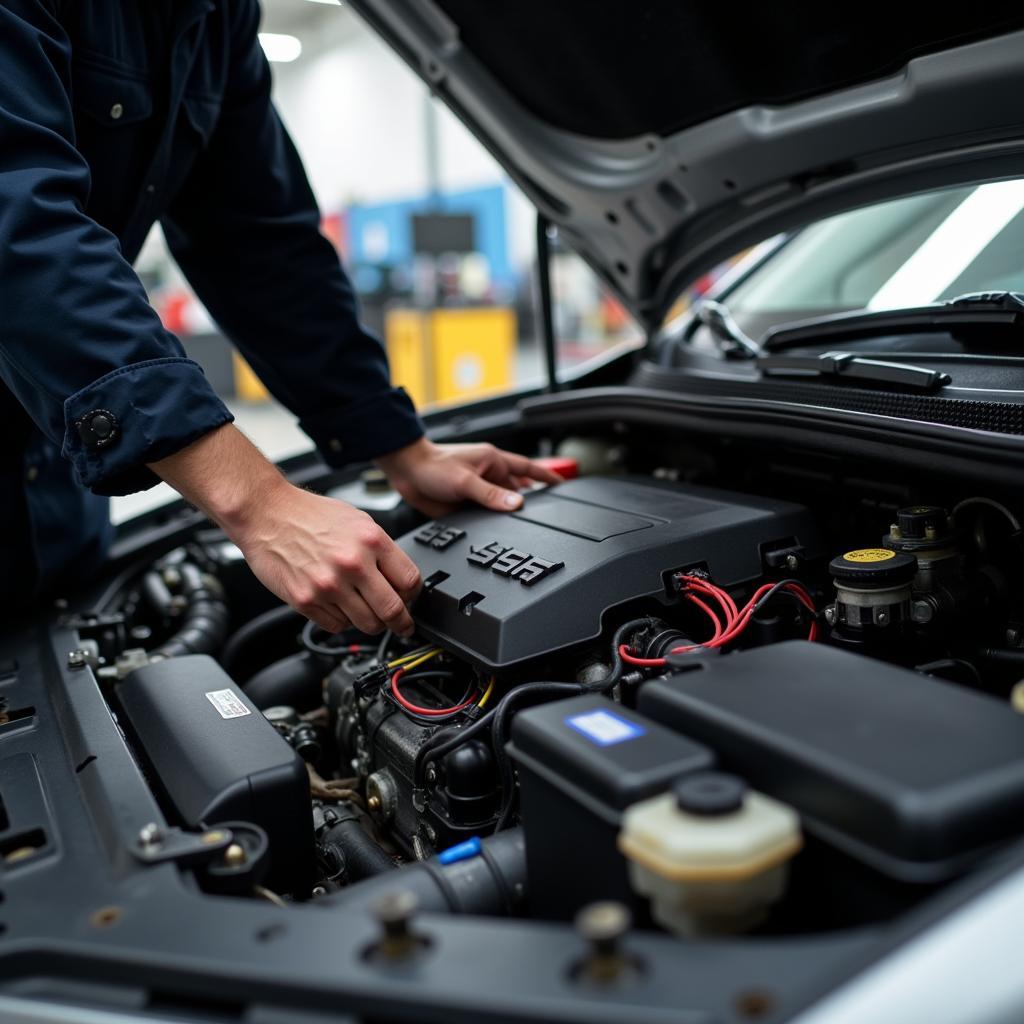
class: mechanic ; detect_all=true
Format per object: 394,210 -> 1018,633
0,1 -> 559,632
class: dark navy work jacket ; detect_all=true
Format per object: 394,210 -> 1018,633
0,0 -> 423,606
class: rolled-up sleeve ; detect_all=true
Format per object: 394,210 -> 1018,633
62,358 -> 232,494
161,0 -> 424,467
0,1 -> 233,496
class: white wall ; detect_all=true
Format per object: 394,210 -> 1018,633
272,29 -> 429,208
269,11 -> 513,213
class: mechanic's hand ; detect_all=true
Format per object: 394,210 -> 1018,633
233,484 -> 422,637
149,425 -> 422,637
376,437 -> 563,519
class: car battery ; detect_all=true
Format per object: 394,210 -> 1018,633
509,694 -> 713,920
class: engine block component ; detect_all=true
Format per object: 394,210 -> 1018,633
398,476 -> 822,671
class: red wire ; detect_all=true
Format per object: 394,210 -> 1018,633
620,575 -> 817,667
683,575 -> 738,620
618,587 -> 728,666
390,668 -> 477,716
720,582 -> 817,647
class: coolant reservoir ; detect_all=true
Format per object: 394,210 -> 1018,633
618,771 -> 801,936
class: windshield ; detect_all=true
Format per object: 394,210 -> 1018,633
722,180 -> 1024,338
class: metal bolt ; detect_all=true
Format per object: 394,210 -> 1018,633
890,524 -> 902,540
375,890 -> 419,938
367,795 -> 382,813
577,901 -> 631,958
312,885 -> 327,897
912,600 -> 934,624
824,606 -> 837,626
785,554 -> 799,571
425,764 -> 438,786
376,888 -> 415,929
875,610 -> 889,625
137,822 -> 164,851
371,890 -> 425,959
67,649 -> 89,669
924,525 -> 938,541
223,843 -> 247,868
575,902 -> 634,983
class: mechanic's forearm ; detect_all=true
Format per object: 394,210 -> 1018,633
147,423 -> 289,539
148,422 -> 420,637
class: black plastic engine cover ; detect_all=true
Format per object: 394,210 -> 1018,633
398,476 -> 820,670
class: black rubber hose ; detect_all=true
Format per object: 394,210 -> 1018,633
221,604 -> 304,680
141,571 -> 174,616
320,827 -> 525,918
600,617 -> 658,691
318,805 -> 396,883
152,564 -> 230,659
492,683 -> 586,831
976,647 -> 1024,667
244,651 -> 331,711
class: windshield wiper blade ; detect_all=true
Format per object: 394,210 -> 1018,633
762,292 -> 1024,352
756,351 -> 952,392
691,299 -> 763,359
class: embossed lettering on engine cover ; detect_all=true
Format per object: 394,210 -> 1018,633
467,540 -> 564,586
413,522 -> 466,550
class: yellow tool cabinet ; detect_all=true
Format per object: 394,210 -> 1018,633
385,306 -> 516,409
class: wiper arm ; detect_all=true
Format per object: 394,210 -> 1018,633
691,300 -> 763,359
756,351 -> 952,392
763,292 -> 1024,352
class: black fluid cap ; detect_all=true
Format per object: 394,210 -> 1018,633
897,506 -> 949,540
829,548 -> 917,587
673,771 -> 747,816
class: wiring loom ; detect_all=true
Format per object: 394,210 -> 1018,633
620,573 -> 818,668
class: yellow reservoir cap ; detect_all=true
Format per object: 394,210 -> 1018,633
842,548 -> 897,563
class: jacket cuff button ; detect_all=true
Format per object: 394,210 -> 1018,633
76,409 -> 120,450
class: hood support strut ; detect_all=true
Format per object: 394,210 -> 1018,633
535,213 -> 560,394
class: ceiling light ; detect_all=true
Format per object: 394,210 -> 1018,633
258,33 -> 303,63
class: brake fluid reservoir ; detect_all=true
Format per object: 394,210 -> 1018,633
618,772 -> 801,936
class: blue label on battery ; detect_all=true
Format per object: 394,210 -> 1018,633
566,709 -> 646,746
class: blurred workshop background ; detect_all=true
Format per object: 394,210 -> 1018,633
121,0 -> 727,520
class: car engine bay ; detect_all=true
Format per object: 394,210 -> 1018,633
7,426 -> 1024,1020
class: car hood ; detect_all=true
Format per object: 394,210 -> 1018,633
346,1 -> 1024,331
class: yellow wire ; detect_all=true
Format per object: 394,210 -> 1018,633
394,649 -> 442,672
478,676 -> 496,709
387,646 -> 438,669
